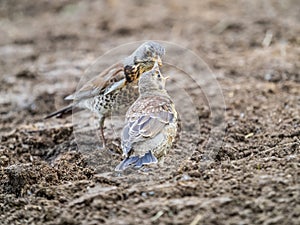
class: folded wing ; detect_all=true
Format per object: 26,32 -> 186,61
65,63 -> 125,101
121,97 -> 175,155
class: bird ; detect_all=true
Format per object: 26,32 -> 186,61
45,41 -> 165,147
115,62 -> 178,171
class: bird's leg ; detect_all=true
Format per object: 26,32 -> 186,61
99,116 -> 106,149
158,157 -> 165,167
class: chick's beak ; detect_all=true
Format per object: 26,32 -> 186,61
163,76 -> 170,81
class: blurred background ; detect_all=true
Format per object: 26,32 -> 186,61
0,0 -> 299,120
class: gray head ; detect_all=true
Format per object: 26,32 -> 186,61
125,41 -> 165,67
138,62 -> 169,96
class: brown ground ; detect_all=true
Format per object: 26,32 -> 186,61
0,0 -> 299,224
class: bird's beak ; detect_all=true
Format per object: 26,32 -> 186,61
155,56 -> 162,66
163,76 -> 169,81
153,61 -> 159,71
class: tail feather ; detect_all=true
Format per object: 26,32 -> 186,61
45,105 -> 75,119
115,151 -> 158,171
115,156 -> 139,171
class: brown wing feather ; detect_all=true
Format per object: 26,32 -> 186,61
67,63 -> 125,101
121,96 -> 175,154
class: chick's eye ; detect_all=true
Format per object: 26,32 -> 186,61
157,74 -> 161,78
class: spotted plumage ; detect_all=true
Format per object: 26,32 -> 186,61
115,62 -> 178,171
45,41 -> 165,147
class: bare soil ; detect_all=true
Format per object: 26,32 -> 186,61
0,1 -> 299,224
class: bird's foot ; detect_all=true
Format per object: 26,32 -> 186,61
136,163 -> 159,173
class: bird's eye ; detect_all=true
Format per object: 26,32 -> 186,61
157,74 -> 161,78
146,50 -> 152,57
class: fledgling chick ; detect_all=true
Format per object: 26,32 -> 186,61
115,62 -> 178,171
45,41 -> 165,147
